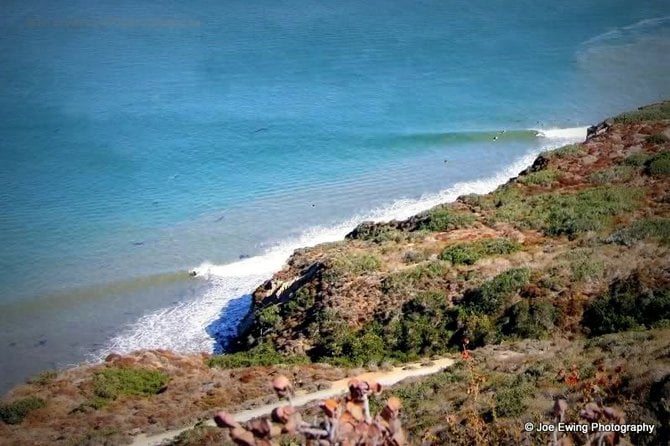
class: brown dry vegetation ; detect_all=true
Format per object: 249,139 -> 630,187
0,351 -> 351,445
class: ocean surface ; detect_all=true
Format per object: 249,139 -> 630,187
1,0 -> 669,393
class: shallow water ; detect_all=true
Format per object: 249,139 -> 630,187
1,0 -> 669,392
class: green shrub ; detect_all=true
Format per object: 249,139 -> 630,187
500,300 -> 556,339
648,151 -> 670,176
439,238 -> 521,265
382,260 -> 447,295
392,291 -> 458,356
565,249 -> 605,281
93,367 -> 169,402
459,312 -> 497,347
607,218 -> 670,246
401,249 -> 427,264
645,133 -> 670,144
418,208 -> 475,232
543,144 -> 583,158
284,287 -> 316,317
544,187 -> 642,236
327,252 -> 382,279
26,370 -> 57,386
310,316 -> 389,367
208,343 -> 307,369
582,275 -> 670,336
459,193 -> 487,209
0,397 -> 46,424
589,165 -> 636,185
622,152 -> 651,166
462,268 -> 531,315
495,380 -> 533,418
519,169 -> 560,185
613,102 -> 670,124
312,290 -> 459,364
494,186 -> 642,237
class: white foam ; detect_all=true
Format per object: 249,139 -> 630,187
582,15 -> 670,46
96,128 -> 585,359
535,126 -> 588,140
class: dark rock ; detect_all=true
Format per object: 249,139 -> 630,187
587,118 -> 614,140
518,154 -> 550,176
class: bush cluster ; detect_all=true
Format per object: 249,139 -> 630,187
462,268 -> 531,315
0,397 -> 46,425
582,275 -> 670,336
417,208 -> 475,232
92,367 -> 169,404
648,151 -> 670,176
518,169 -> 560,186
613,102 -> 670,123
381,260 -> 447,295
542,143 -> 583,158
208,343 -> 307,369
607,218 -> 670,246
621,150 -> 670,176
589,165 -> 636,184
493,186 -> 642,237
645,133 -> 670,144
327,252 -> 383,279
439,238 -> 521,265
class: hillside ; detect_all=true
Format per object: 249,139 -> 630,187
1,101 -> 669,446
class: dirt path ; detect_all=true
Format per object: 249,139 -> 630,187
132,357 -> 455,446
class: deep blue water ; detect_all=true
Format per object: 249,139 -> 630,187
1,0 -> 669,392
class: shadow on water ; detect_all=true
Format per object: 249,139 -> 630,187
206,294 -> 253,354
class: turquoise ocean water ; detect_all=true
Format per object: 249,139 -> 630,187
1,0 -> 669,392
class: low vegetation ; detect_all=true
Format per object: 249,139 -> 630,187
89,367 -> 169,408
208,343 -> 308,369
607,217 -> 670,246
518,168 -> 560,185
418,208 -> 476,232
439,238 -> 520,265
327,252 -> 383,279
589,165 -> 636,184
582,274 -> 670,336
613,101 -> 670,123
648,151 -> 670,176
492,186 -> 643,237
645,133 -> 670,144
542,143 -> 583,158
0,397 -> 45,425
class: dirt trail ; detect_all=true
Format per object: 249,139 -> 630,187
132,357 -> 455,446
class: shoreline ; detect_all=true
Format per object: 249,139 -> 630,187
1,126 -> 587,395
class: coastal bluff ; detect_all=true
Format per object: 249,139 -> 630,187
1,101 -> 669,446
